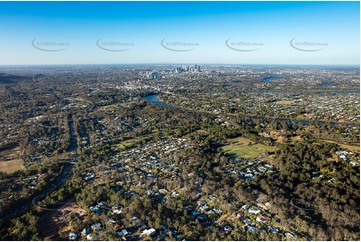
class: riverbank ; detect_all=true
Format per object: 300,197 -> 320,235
143,94 -> 359,128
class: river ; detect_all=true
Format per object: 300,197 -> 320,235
263,76 -> 283,83
143,94 -> 358,128
144,94 -> 176,109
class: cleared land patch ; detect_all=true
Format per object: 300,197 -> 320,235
322,140 -> 360,153
0,146 -> 24,173
273,100 -> 295,105
222,137 -> 278,159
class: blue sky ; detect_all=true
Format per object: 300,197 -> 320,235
0,1 -> 359,65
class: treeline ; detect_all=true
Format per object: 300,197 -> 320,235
258,140 -> 360,240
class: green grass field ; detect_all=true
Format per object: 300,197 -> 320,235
222,137 -> 277,159
113,137 -> 144,150
113,132 -> 167,151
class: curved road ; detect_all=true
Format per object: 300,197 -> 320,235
0,114 -> 77,226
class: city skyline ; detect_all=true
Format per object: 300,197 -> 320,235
0,1 -> 359,65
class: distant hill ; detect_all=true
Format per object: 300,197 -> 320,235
0,73 -> 32,84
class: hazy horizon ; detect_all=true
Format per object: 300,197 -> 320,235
0,63 -> 360,67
